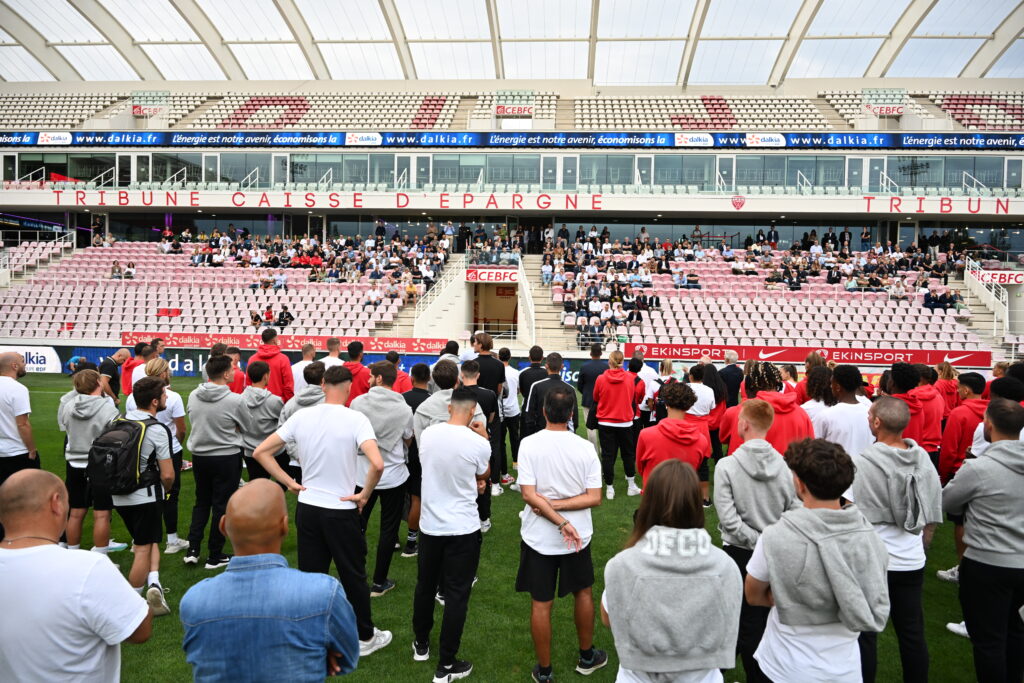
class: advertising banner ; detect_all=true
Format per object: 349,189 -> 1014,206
0,345 -> 63,372
623,343 -> 992,368
465,266 -> 518,282
971,270 -> 1024,285
3,130 -> 1023,151
121,332 -> 447,354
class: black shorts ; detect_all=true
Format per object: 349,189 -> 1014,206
515,542 -> 594,602
65,463 -> 112,511
406,449 -> 421,497
115,502 -> 162,545
697,457 -> 709,482
947,511 -> 965,525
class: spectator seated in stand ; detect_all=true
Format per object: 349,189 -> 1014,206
275,306 -> 294,329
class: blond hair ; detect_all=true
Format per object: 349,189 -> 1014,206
608,350 -> 624,368
144,357 -> 169,378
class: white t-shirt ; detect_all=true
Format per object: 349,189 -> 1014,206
276,403 -> 376,510
813,401 -> 873,458
0,376 -> 30,457
356,418 -> 412,491
126,388 -> 185,453
637,364 -> 659,412
801,399 -> 828,423
600,593 -> 721,683
130,364 -> 147,389
843,486 -> 924,570
970,422 -> 988,457
502,366 -> 521,418
747,537 -> 861,683
517,430 -> 602,555
0,545 -> 149,683
418,422 -> 490,536
687,383 -> 716,417
320,355 -> 344,370
291,360 -> 312,392
112,409 -> 172,507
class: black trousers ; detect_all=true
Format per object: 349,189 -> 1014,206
488,422 -> 503,486
598,425 -> 636,485
296,502 -> 374,641
163,450 -> 183,536
709,428 -> 723,461
413,531 -> 482,666
959,557 -> 1024,683
187,454 -> 241,558
499,416 -> 520,475
0,453 -> 39,540
723,545 -> 771,683
858,568 -> 928,683
359,483 -> 408,585
244,453 -> 290,483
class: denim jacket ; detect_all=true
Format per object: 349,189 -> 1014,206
180,554 -> 359,682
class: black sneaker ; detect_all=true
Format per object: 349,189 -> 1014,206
702,499 -> 713,508
401,540 -> 419,557
370,579 -> 396,597
412,640 -> 430,662
204,554 -> 232,570
531,664 -> 554,682
183,548 -> 200,565
432,660 -> 472,682
575,648 -> 608,675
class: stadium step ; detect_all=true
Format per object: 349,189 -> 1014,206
522,254 -> 583,351
912,97 -> 962,129
811,98 -> 852,129
453,97 -> 477,129
175,97 -> 225,129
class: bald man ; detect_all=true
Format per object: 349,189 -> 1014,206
180,480 -> 360,681
98,348 -> 130,406
0,352 -> 37,539
0,470 -> 152,683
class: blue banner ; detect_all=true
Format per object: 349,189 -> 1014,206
2,130 -> 1023,150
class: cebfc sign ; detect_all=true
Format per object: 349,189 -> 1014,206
864,104 -> 906,117
466,267 -> 518,283
623,343 -> 992,368
494,104 -> 534,118
972,270 -> 1024,285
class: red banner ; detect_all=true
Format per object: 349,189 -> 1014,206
971,270 -> 1024,285
623,343 -> 992,368
466,266 -> 518,282
122,331 -> 447,354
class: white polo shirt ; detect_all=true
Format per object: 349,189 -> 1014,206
0,376 -> 30,457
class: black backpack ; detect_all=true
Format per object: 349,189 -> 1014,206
87,417 -> 162,495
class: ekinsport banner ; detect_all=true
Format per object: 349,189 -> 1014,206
3,130 -> 1024,151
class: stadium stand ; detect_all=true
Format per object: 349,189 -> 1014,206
572,96 -> 830,130
820,89 -> 933,127
0,93 -> 124,129
926,91 -> 1024,131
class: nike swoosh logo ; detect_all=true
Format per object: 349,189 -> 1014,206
758,350 -> 786,359
943,354 -> 972,363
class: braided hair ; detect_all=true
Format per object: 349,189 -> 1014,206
745,361 -> 783,398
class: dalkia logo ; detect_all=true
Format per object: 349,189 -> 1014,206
38,131 -> 72,145
344,132 -> 382,146
24,351 -> 46,365
731,196 -> 746,210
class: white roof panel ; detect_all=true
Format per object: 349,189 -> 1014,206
807,0 -> 910,37
197,0 -> 292,41
143,44 -> 226,80
0,46 -> 55,81
702,0 -> 801,37
409,42 -> 495,78
295,0 -> 392,41
914,0 -> 1018,36
57,45 -> 139,80
787,38 -> 883,78
503,41 -> 588,79
597,0 -> 696,39
5,0 -> 105,43
230,43 -> 315,80
887,38 -> 985,77
594,40 -> 685,85
319,43 -> 404,79
100,0 -> 197,42
690,39 -> 784,83
396,0 -> 490,40
987,39 -> 1024,78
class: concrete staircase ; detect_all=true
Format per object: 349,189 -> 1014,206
555,99 -> 576,130
812,98 -> 852,129
521,254 -> 579,352
453,96 -> 477,129
374,300 -> 416,338
174,97 -> 223,129
959,295 -> 1014,360
911,97 -> 959,128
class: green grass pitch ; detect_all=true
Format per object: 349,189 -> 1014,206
20,374 -> 975,682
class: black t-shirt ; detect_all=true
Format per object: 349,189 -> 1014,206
578,359 -> 608,408
466,385 -> 499,434
475,354 -> 506,395
98,357 -> 120,397
403,387 -> 431,458
519,363 -> 548,403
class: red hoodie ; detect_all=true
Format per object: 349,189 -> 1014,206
229,362 -> 247,394
939,398 -> 987,484
793,378 -> 809,404
392,368 -> 412,394
910,384 -> 944,451
891,391 -> 925,445
120,357 -> 142,395
719,404 -> 742,455
344,361 -> 370,406
250,344 -> 294,403
934,378 -> 961,419
593,367 -> 640,425
756,391 -> 814,456
636,418 -> 710,484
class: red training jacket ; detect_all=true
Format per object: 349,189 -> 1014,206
593,367 -> 640,424
250,343 -> 294,403
939,398 -> 987,484
392,368 -> 413,394
636,418 -> 710,485
910,384 -> 944,451
756,391 -> 815,456
934,378 -> 961,419
344,361 -> 370,406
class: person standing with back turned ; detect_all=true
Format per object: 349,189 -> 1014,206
592,350 -> 643,500
0,351 -> 38,540
577,343 -> 607,449
413,388 -> 491,682
252,365 -> 393,659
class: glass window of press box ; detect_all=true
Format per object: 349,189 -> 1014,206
11,152 -> 1021,191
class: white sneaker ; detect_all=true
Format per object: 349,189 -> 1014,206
937,565 -> 959,583
606,485 -> 615,500
480,518 -> 492,533
626,482 -> 641,497
509,482 -> 521,492
105,539 -> 128,553
146,584 -> 171,617
359,627 -> 393,656
164,538 -> 189,554
946,621 -> 969,639
490,483 -> 503,497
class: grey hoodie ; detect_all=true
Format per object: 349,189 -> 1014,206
760,506 -> 890,632
713,439 -> 800,549
943,439 -> 1024,568
852,439 -> 942,534
413,388 -> 484,444
58,393 -> 119,467
604,527 -> 742,674
186,383 -> 251,457
427,354 -> 461,393
240,386 -> 284,457
279,386 -> 325,465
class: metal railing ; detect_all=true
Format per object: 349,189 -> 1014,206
466,248 -> 521,266
240,168 -> 260,190
964,254 -> 1008,337
412,254 -> 466,337
963,171 -> 987,194
90,167 -> 115,188
518,257 -> 535,347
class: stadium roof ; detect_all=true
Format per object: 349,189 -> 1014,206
0,0 -> 1022,84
